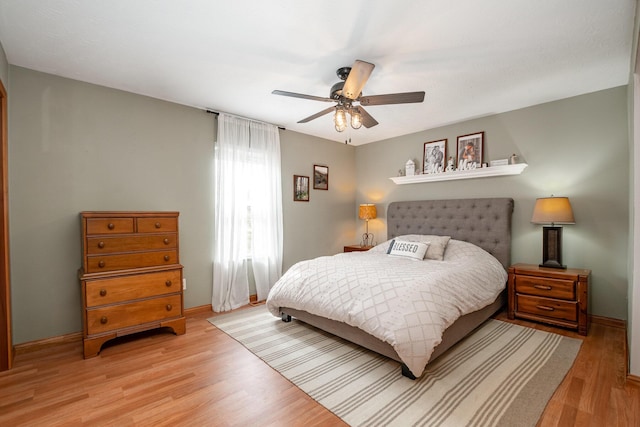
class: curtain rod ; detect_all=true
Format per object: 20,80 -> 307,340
206,110 -> 285,131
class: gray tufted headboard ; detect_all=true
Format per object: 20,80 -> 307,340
387,198 -> 514,269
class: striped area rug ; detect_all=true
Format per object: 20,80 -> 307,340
208,305 -> 581,427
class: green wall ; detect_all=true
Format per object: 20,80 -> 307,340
8,66 -> 355,344
355,86 -> 629,320
5,64 -> 630,343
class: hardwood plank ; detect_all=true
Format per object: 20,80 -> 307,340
0,309 -> 637,426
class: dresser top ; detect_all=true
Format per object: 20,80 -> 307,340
80,211 -> 179,218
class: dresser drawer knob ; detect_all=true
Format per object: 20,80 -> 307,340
98,260 -> 105,268
164,255 -> 170,261
98,241 -> 105,249
163,238 -> 170,245
155,222 -> 161,229
534,285 -> 552,291
536,305 -> 555,312
99,289 -> 107,297
165,280 -> 172,287
100,316 -> 108,324
166,304 -> 172,311
108,223 -> 115,230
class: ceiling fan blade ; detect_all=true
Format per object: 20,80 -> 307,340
272,90 -> 334,103
355,106 -> 378,128
342,60 -> 375,100
359,91 -> 425,106
298,106 -> 336,123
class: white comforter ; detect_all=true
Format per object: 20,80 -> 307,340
266,238 -> 507,377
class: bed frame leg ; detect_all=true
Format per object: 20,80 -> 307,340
401,364 -> 417,380
281,313 -> 292,322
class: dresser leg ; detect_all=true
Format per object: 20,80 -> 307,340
83,333 -> 116,358
162,317 -> 186,335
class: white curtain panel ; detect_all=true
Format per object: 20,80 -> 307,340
212,114 -> 283,312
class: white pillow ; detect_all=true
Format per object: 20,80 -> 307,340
387,240 -> 429,260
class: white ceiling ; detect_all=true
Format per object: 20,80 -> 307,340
0,0 -> 635,145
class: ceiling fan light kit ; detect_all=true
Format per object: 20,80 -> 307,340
273,59 -> 425,133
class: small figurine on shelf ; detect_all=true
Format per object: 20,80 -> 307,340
405,159 -> 415,176
509,153 -> 519,164
446,156 -> 455,172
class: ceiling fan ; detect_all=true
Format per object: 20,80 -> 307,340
272,60 -> 425,132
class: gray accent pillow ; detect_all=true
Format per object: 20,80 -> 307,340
422,235 -> 451,260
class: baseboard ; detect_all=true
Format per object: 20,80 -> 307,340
15,306 -> 214,356
589,314 -> 626,329
13,331 -> 82,356
184,304 -> 213,316
250,294 -> 257,303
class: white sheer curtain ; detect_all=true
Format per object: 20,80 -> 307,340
212,114 -> 283,312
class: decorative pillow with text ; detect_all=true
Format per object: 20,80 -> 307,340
387,240 -> 430,261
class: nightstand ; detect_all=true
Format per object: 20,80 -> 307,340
344,245 -> 373,252
508,263 -> 590,335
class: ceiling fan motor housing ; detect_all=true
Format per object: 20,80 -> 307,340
330,81 -> 345,99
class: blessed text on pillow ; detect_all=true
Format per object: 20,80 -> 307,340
387,240 -> 430,260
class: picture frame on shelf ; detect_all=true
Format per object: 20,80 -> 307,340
423,139 -> 447,174
457,132 -> 484,168
313,164 -> 329,190
293,175 -> 310,202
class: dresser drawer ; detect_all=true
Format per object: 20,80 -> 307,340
86,250 -> 178,273
515,275 -> 575,300
137,217 -> 178,233
85,269 -> 182,307
86,294 -> 182,335
516,294 -> 577,322
86,218 -> 135,235
86,234 -> 177,255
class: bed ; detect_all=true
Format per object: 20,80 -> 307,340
266,198 -> 514,379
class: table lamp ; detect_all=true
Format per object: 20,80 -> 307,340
531,196 -> 575,269
359,204 -> 377,247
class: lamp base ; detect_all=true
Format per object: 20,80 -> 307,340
361,232 -> 374,247
540,226 -> 566,269
539,261 -> 567,269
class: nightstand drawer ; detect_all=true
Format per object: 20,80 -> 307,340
516,294 -> 577,322
515,275 -> 575,300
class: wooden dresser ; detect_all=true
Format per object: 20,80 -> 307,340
79,211 -> 186,358
507,263 -> 590,335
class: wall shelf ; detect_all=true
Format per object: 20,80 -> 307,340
389,163 -> 528,185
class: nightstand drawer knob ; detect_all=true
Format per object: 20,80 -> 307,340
98,260 -> 105,268
165,280 -> 172,287
164,255 -> 170,261
163,238 -> 169,244
108,223 -> 115,230
99,289 -> 107,297
534,285 -> 552,291
166,304 -> 172,311
155,222 -> 161,228
98,241 -> 105,249
100,316 -> 108,324
536,305 -> 555,312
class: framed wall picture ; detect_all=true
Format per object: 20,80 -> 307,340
313,165 -> 329,190
457,132 -> 484,167
293,175 -> 309,202
423,139 -> 447,174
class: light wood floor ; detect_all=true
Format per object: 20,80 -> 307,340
0,308 -> 638,426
